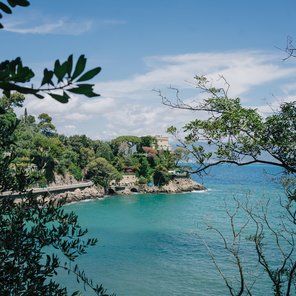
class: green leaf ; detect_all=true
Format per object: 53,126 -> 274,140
71,55 -> 86,80
33,93 -> 44,99
48,92 -> 69,103
14,62 -> 34,82
3,89 -> 10,97
0,2 -> 12,14
54,59 -> 67,83
68,84 -> 99,97
67,54 -> 73,77
41,68 -> 54,86
76,67 -> 101,82
7,0 -> 30,7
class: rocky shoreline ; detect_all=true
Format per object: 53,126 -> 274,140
53,178 -> 206,203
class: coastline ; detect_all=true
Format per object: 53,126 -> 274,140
53,178 -> 206,204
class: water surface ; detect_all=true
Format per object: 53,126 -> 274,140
61,164 -> 287,295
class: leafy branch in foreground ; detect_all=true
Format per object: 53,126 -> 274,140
0,193 -> 114,295
0,1 -> 101,104
0,54 -> 101,104
156,75 -> 296,175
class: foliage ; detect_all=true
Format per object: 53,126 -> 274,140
136,156 -> 152,180
86,157 -> 122,194
0,194 -> 112,295
137,176 -> 148,185
153,165 -> 172,187
136,136 -> 156,153
0,101 -> 19,191
38,113 -> 57,137
162,76 -> 296,175
92,140 -> 114,161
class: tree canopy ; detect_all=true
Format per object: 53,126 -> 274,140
161,76 -> 296,175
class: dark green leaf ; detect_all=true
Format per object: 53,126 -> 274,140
41,68 -> 54,86
33,93 -> 44,99
76,67 -> 101,82
7,0 -> 30,7
71,55 -> 86,80
54,60 -> 67,83
67,54 -> 73,77
3,89 -> 10,97
0,2 -> 12,14
15,64 -> 34,82
68,83 -> 99,97
48,92 -> 69,103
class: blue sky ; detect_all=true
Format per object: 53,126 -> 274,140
2,0 -> 296,139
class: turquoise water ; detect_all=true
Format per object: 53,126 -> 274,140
61,164 -> 289,295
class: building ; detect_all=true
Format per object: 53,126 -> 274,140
154,135 -> 172,151
110,167 -> 138,187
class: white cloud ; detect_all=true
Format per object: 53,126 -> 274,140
80,97 -> 115,114
4,18 -> 93,35
95,51 -> 296,101
25,94 -> 80,114
64,125 -> 76,129
64,113 -> 92,121
4,12 -> 126,35
23,50 -> 296,139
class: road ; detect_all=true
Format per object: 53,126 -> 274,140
0,181 -> 94,197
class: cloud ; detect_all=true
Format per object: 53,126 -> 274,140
4,17 -> 93,35
96,51 -> 296,100
24,50 -> 296,140
80,97 -> 116,114
4,12 -> 126,35
64,113 -> 92,121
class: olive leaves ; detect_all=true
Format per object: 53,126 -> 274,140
40,54 -> 101,103
0,55 -> 101,103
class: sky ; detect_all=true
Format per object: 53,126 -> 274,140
1,0 -> 296,140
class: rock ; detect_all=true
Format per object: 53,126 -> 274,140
52,185 -> 104,204
112,177 -> 206,195
45,177 -> 205,203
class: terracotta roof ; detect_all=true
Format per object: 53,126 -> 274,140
142,146 -> 157,156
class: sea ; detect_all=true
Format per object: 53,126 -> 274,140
58,164 -> 292,296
